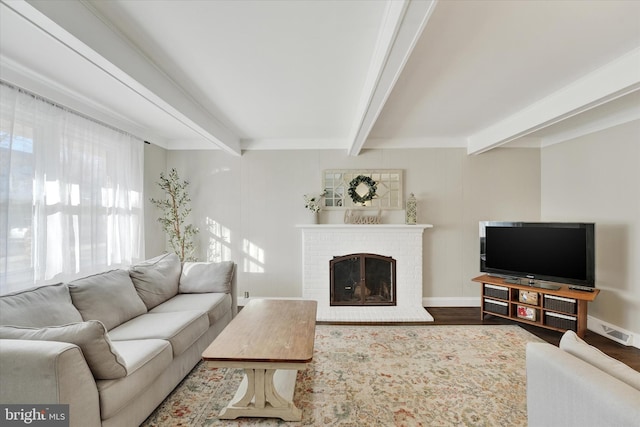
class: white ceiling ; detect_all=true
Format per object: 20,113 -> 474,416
1,0 -> 639,156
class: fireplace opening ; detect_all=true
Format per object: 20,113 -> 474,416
330,253 -> 396,306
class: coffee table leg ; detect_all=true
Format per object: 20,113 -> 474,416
219,368 -> 302,421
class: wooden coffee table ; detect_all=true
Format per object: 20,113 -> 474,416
202,299 -> 317,421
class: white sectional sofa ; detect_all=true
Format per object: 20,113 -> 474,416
526,330 -> 640,427
0,253 -> 236,427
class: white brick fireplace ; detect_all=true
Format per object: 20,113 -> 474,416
298,224 -> 434,322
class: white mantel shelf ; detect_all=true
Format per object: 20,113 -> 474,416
296,224 -> 433,229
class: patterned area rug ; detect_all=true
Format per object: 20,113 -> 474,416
142,325 -> 542,426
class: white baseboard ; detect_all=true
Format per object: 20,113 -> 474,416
588,315 -> 639,349
422,297 -> 480,307
238,296 -> 304,307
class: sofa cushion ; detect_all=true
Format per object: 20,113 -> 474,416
97,339 -> 172,420
129,253 -> 181,310
0,283 -> 83,327
559,330 -> 640,390
68,269 -> 147,331
150,293 -> 232,327
0,321 -> 127,380
108,311 -> 208,357
179,261 -> 234,293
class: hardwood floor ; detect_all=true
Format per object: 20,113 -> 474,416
426,306 -> 640,372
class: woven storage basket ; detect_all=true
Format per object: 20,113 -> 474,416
483,284 -> 509,300
543,295 -> 576,314
484,299 -> 508,315
545,312 -> 577,331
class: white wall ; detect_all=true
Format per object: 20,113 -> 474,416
145,131 -> 640,337
541,120 -> 640,336
143,142 -> 167,257
145,147 -> 541,304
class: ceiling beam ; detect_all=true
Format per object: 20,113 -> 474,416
467,47 -> 640,155
347,0 -> 438,156
539,92 -> 640,148
0,54 -> 174,146
9,0 -> 241,156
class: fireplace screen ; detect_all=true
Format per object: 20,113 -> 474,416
330,253 -> 396,306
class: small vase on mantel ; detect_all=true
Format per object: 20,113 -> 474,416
406,193 -> 417,225
310,211 -> 319,224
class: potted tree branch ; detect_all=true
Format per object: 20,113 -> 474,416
150,168 -> 199,261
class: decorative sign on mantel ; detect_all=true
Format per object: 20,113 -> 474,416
344,209 -> 382,224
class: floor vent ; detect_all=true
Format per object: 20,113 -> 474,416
600,324 -> 632,346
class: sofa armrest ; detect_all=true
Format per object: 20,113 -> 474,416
230,262 -> 238,316
0,339 -> 101,427
526,342 -> 640,427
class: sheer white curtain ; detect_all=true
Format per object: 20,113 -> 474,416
0,82 -> 144,294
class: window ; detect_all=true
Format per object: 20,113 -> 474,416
0,83 -> 144,294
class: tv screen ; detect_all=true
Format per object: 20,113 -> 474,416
480,222 -> 595,287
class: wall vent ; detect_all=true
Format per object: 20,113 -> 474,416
588,316 -> 637,348
600,324 -> 632,346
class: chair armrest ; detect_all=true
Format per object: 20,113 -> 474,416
526,342 -> 640,427
0,339 -> 101,427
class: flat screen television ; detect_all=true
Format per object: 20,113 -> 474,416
480,222 -> 595,289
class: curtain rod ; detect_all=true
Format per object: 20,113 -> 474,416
1,79 -> 148,145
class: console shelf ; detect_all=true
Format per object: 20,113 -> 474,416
472,274 -> 599,338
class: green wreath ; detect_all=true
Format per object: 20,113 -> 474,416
348,175 -> 378,204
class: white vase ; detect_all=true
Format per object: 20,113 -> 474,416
309,211 -> 319,224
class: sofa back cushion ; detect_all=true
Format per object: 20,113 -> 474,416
129,253 -> 181,310
0,283 -> 83,327
179,261 -> 235,294
0,320 -> 127,380
68,269 -> 147,330
559,330 -> 640,391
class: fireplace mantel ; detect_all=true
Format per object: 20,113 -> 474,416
296,224 -> 433,230
298,223 -> 434,322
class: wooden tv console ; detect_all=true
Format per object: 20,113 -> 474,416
472,274 -> 599,338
